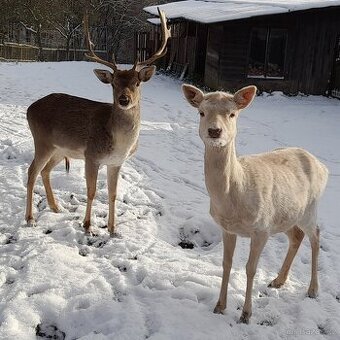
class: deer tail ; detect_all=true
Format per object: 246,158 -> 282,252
65,157 -> 70,173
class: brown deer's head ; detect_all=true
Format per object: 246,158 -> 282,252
84,8 -> 171,110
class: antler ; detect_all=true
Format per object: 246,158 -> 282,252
136,7 -> 171,67
83,12 -> 118,71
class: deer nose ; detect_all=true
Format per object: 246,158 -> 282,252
208,128 -> 222,138
118,95 -> 130,107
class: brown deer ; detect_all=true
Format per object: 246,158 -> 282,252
182,84 -> 328,324
25,9 -> 171,236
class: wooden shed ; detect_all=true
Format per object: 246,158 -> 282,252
144,0 -> 340,97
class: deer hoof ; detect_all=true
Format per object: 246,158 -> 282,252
108,226 -> 115,236
213,303 -> 225,314
51,205 -> 62,213
268,278 -> 284,288
26,218 -> 37,227
83,221 -> 92,233
110,232 -> 122,239
307,287 -> 318,299
238,312 -> 251,324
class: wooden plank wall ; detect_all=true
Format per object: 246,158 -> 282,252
204,7 -> 340,95
205,24 -> 223,88
291,8 -> 340,94
167,21 -> 208,80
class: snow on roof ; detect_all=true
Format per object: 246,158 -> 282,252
144,0 -> 340,24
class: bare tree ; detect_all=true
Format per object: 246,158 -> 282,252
47,0 -> 84,60
88,0 -> 151,62
1,0 -> 168,62
0,0 -> 20,43
13,0 -> 55,60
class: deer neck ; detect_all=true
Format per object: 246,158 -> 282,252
204,139 -> 244,196
111,101 -> 141,134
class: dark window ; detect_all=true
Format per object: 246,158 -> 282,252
248,28 -> 287,79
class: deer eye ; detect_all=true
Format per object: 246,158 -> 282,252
199,112 -> 205,117
229,113 -> 235,118
136,82 -> 140,87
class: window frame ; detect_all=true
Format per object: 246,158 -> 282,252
247,27 -> 288,80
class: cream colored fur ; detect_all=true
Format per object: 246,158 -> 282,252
182,84 -> 328,324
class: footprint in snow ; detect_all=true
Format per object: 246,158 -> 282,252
116,264 -> 128,272
317,325 -> 328,335
320,243 -> 330,252
79,247 -> 90,257
95,210 -> 107,219
78,233 -> 112,249
178,240 -> 195,249
5,278 -> 15,285
37,198 -> 47,212
257,317 -> 278,327
177,226 -> 213,250
5,235 -> 17,244
258,290 -> 269,298
36,323 -> 65,340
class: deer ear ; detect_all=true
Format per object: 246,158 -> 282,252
93,69 -> 113,84
182,84 -> 204,108
138,66 -> 156,82
234,86 -> 257,109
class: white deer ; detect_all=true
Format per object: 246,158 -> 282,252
182,84 -> 328,324
25,9 -> 171,236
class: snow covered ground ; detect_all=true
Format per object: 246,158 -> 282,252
0,62 -> 339,340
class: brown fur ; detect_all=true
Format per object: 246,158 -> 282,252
25,66 -> 155,236
25,9 -> 171,235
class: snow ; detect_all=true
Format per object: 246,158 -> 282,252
144,0 -> 340,24
0,61 -> 340,339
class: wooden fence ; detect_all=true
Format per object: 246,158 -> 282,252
0,42 -> 38,61
0,42 -> 106,62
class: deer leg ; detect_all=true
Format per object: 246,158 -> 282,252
107,165 -> 121,236
307,227 -> 320,298
214,231 -> 237,314
83,160 -> 99,234
239,232 -> 268,324
269,225 -> 304,288
41,154 -> 64,213
25,147 -> 55,226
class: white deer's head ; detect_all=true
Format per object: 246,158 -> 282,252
182,85 -> 257,148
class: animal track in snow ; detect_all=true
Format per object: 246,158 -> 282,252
36,323 -> 65,340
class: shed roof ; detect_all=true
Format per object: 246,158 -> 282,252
144,0 -> 340,24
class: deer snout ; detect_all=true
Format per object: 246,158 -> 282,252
118,95 -> 130,107
208,128 -> 222,139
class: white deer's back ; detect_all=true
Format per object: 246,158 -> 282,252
210,147 -> 328,237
